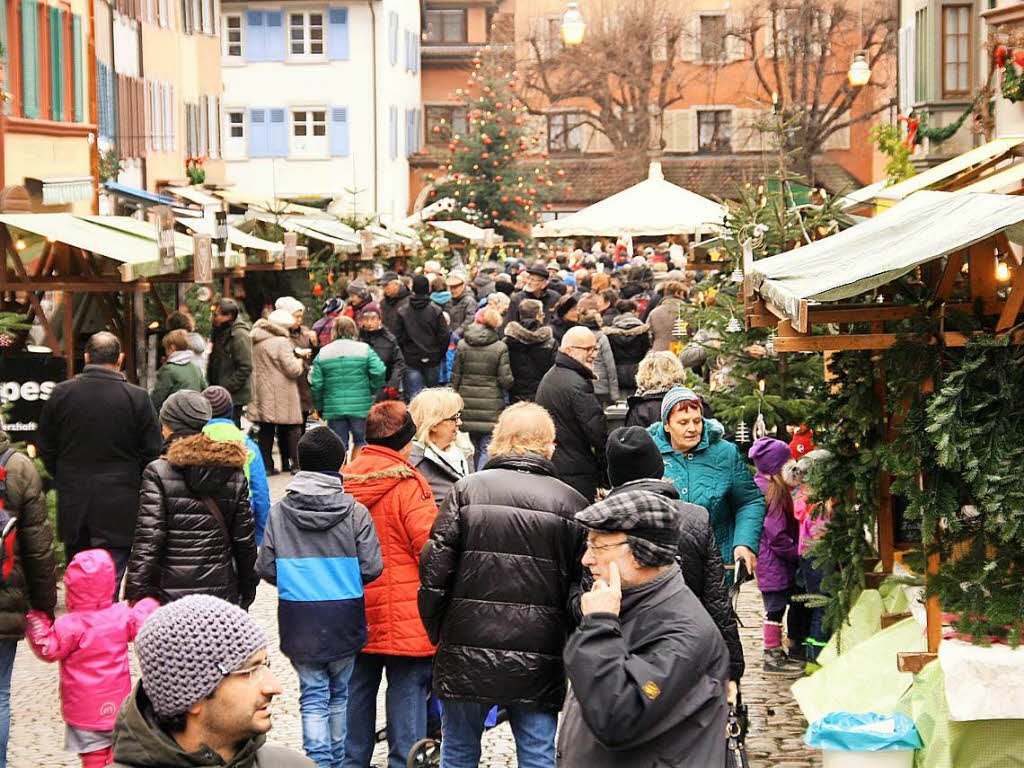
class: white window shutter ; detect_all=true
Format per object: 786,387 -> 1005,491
663,109 -> 691,152
726,14 -> 744,61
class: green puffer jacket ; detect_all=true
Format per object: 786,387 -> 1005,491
151,352 -> 207,412
648,419 -> 765,584
311,338 -> 387,419
0,432 -> 57,638
451,323 -> 514,435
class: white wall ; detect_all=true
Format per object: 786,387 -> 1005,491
220,0 -> 421,223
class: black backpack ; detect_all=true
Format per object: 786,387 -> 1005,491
0,448 -> 19,583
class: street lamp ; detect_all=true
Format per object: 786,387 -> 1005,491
560,0 -> 585,46
848,51 -> 871,87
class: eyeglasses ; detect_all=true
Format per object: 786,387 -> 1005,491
585,540 -> 629,552
442,412 -> 463,423
224,658 -> 271,682
569,345 -> 598,358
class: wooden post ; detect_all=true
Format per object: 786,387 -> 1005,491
920,375 -> 942,654
63,290 -> 74,380
872,322 -> 895,573
133,292 -> 146,387
969,240 -> 998,303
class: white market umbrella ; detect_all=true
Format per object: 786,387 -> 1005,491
532,161 -> 726,238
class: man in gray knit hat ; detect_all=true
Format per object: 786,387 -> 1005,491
557,489 -> 728,768
111,594 -> 312,767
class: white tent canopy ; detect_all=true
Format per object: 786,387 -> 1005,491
532,161 -> 726,238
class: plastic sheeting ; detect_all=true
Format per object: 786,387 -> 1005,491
938,640 -> 1024,721
747,191 -> 1024,327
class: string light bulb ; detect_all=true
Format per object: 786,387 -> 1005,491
997,261 -> 1011,282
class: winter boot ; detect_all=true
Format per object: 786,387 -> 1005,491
763,647 -> 805,676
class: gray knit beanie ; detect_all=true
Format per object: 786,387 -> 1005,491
135,595 -> 268,718
160,390 -> 213,433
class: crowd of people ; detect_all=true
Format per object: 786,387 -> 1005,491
0,249 -> 835,768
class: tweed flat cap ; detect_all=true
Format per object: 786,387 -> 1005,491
575,489 -> 682,567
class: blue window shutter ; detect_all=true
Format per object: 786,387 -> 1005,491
330,106 -> 349,156
265,11 -> 284,61
21,0 -> 39,119
327,8 -> 348,60
269,107 -> 287,156
415,108 -> 422,151
388,12 -> 397,65
245,10 -> 265,61
388,106 -> 395,159
413,33 -> 419,73
72,14 -> 83,122
249,108 -> 267,156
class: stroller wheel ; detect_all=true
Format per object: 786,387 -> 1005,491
406,738 -> 441,768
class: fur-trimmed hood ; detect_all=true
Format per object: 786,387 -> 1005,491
504,321 -> 553,345
250,317 -> 291,344
343,445 -> 432,508
164,432 -> 248,496
605,313 -> 649,336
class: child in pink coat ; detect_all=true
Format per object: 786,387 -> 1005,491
24,549 -> 158,768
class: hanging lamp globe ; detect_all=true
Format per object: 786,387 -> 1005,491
847,51 -> 871,87
560,1 -> 585,46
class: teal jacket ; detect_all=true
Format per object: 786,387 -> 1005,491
649,419 -> 766,582
311,338 -> 386,419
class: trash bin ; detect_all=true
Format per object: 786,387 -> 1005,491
805,712 -> 922,768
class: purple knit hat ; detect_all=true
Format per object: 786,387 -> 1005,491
748,437 -> 792,476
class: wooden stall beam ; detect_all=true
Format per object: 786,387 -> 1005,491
774,330 -> 1024,353
0,278 -> 149,292
63,288 -> 74,380
996,258 -> 1024,332
933,251 -> 964,299
4,242 -> 62,351
969,239 -> 998,304
872,324 -> 896,574
748,300 -> 1005,328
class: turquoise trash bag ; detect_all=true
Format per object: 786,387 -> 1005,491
806,712 -> 923,752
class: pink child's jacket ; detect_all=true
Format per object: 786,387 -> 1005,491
792,488 -> 830,556
25,549 -> 158,731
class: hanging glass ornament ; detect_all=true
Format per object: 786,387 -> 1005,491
734,421 -> 750,444
753,412 -> 768,440
725,317 -> 743,334
764,332 -> 775,357
730,267 -> 743,283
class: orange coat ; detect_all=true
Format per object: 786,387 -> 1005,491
342,445 -> 438,657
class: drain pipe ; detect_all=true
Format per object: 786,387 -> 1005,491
369,0 -> 379,213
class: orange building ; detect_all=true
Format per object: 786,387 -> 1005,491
412,0 -> 891,219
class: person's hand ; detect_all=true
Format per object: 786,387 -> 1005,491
734,545 -> 757,576
727,681 -> 738,706
745,344 -> 767,359
581,562 -> 621,617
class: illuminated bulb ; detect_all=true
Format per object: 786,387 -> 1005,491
997,261 -> 1011,282
47,236 -> 57,243
15,240 -> 26,250
148,321 -> 161,330
758,379 -> 766,393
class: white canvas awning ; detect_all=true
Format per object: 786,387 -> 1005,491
836,180 -> 889,209
164,186 -> 224,207
532,161 -> 726,238
177,216 -> 284,253
747,191 -> 1024,326
428,219 -> 489,242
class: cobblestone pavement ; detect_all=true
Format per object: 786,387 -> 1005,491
8,470 -> 819,767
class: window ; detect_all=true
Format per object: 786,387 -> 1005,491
547,112 -> 584,153
697,110 -> 732,153
699,15 -> 725,62
772,8 -> 827,60
942,5 -> 970,97
223,13 -> 243,57
425,105 -> 467,144
291,108 -> 328,156
915,9 -> 927,103
289,11 -> 324,56
228,110 -> 244,138
424,9 -> 466,43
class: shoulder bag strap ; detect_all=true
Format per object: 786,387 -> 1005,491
200,494 -> 233,551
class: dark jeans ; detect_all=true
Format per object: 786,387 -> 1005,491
470,434 -> 492,472
440,699 -> 556,768
404,366 -> 439,401
0,639 -> 16,767
256,422 -> 300,473
800,556 -> 827,660
343,654 -> 432,768
64,530 -> 130,602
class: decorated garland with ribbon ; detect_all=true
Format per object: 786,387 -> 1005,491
995,45 -> 1024,103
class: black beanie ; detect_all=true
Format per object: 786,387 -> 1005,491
298,427 -> 347,472
606,426 -> 665,487
412,275 -> 430,295
367,412 -> 416,452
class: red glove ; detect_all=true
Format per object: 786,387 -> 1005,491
383,388 -> 399,400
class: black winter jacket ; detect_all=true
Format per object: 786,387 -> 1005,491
535,353 -> 608,502
549,316 -> 573,344
0,433 -> 57,638
208,318 -> 254,405
126,433 -> 258,608
361,327 -> 407,395
503,320 -> 556,402
558,567 -> 728,768
418,452 -> 588,710
603,314 -> 651,395
443,290 -> 479,338
395,295 -> 450,367
451,324 -> 513,435
381,285 -> 410,335
607,479 -> 744,681
624,390 -> 714,429
506,287 -> 562,324
37,365 -> 162,549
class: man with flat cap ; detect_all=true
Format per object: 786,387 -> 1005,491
557,488 -> 728,768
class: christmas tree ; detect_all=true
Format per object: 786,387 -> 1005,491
426,46 -> 564,236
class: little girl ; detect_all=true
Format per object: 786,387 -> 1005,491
749,437 -> 803,676
789,449 -> 833,664
25,549 -> 158,767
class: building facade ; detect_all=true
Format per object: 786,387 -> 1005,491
218,0 -> 422,224
412,0 -> 886,219
94,0 -> 225,207
0,0 -> 94,213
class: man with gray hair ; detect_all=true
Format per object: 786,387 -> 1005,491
534,327 -> 608,502
111,594 -> 312,767
38,331 -> 162,597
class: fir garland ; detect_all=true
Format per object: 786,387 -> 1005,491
913,102 -> 973,145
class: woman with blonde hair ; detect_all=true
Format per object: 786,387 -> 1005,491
624,351 -> 688,429
408,388 -> 472,508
